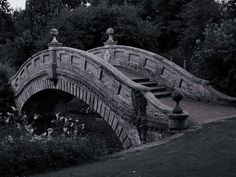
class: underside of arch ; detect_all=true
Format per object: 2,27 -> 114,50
16,75 -> 141,149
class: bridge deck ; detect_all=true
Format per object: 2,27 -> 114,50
117,67 -> 236,124
159,97 -> 236,124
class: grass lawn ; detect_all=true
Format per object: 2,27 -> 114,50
33,118 -> 236,177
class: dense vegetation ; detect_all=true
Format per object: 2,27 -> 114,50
0,108 -> 122,177
0,0 -> 236,97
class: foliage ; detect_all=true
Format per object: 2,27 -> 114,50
0,111 -> 121,177
0,0 -> 236,98
37,3 -> 159,53
62,0 -> 89,8
0,0 -> 11,13
196,19 -> 236,96
223,0 -> 236,18
141,0 -> 191,52
0,0 -> 14,44
0,63 -> 15,113
180,0 -> 222,54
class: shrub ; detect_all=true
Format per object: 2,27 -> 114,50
0,112 -> 121,177
0,63 -> 15,113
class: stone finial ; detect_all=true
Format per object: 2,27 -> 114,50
48,28 -> 62,48
104,28 -> 117,46
168,88 -> 189,130
172,88 -> 183,114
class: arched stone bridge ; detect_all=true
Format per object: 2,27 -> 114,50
10,29 -> 236,149
88,45 -> 236,104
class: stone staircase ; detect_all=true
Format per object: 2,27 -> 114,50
132,77 -> 172,99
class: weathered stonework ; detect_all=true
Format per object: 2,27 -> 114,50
88,45 -> 236,104
10,46 -> 162,149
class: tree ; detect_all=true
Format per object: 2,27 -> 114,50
180,0 -> 222,54
224,0 -> 236,18
2,0 -> 66,68
62,0 -> 88,8
37,4 -> 160,53
24,0 -> 64,39
0,63 -> 15,113
0,0 -> 10,13
140,0 -> 192,53
90,0 -> 143,6
196,19 -> 236,96
0,0 -> 14,44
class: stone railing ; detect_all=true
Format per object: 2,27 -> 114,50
10,41 -> 177,147
88,45 -> 236,105
11,45 -> 172,125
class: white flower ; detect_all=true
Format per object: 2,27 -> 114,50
5,118 -> 10,123
59,116 -> 64,121
29,128 -> 34,134
34,114 -> 39,120
55,113 -> 60,120
47,128 -> 53,134
41,132 -> 47,136
33,135 -> 42,140
16,123 -> 21,129
74,129 -> 78,135
63,127 -> 68,132
11,106 -> 17,111
7,135 -> 13,142
6,112 -> 12,116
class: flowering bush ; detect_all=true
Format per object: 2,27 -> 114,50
50,113 -> 85,137
0,107 -> 122,177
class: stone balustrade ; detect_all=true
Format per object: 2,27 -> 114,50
88,45 -> 236,104
10,45 -> 171,149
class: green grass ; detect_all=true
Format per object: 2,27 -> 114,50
33,118 -> 236,177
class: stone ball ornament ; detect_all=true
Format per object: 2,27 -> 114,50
106,28 -> 114,36
104,27 -> 117,45
50,28 -> 59,37
168,88 -> 189,130
172,88 -> 183,103
48,28 -> 62,47
172,88 -> 184,114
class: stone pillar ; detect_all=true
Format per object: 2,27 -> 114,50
47,28 -> 62,86
168,88 -> 189,130
103,28 -> 117,63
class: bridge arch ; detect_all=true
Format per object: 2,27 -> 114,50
88,45 -> 236,104
10,46 -> 151,149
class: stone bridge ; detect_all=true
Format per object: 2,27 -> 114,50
10,28 -> 236,149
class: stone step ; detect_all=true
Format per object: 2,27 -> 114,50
139,81 -> 159,87
149,86 -> 167,92
132,78 -> 150,83
154,91 -> 172,98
